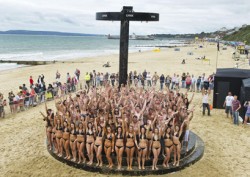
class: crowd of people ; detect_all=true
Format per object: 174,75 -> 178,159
0,68 -> 215,119
41,83 -> 195,170
224,92 -> 250,126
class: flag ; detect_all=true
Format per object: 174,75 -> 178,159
217,42 -> 220,51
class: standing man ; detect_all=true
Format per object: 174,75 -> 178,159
146,72 -> 152,87
202,88 -> 211,116
159,74 -> 165,90
232,95 -> 241,125
85,72 -> 90,90
190,75 -> 196,92
223,92 -> 234,118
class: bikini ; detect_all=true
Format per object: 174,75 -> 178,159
105,134 -> 112,148
138,134 -> 147,151
147,126 -> 152,141
115,133 -> 124,149
164,133 -> 173,148
173,132 -> 179,146
70,130 -> 77,142
62,128 -> 70,140
86,130 -> 94,145
153,135 -> 160,150
95,130 -> 102,148
126,133 -> 134,149
76,129 -> 85,143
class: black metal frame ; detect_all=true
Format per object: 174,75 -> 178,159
96,6 -> 159,87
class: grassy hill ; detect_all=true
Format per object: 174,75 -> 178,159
223,25 -> 250,44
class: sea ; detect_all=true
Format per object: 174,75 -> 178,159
0,34 -> 187,71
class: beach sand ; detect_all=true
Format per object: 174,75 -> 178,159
0,43 -> 250,177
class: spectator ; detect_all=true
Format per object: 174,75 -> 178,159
232,95 -> 241,126
202,88 -> 211,116
244,101 -> 250,125
146,72 -> 152,87
29,76 -> 34,87
223,92 -> 234,118
190,75 -> 196,92
160,74 -> 165,90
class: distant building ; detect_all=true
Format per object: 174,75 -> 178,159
242,24 -> 247,28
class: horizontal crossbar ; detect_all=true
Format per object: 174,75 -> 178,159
96,12 -> 159,21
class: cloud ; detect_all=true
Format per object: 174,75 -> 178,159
0,0 -> 249,34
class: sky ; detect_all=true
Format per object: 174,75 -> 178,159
0,0 -> 249,35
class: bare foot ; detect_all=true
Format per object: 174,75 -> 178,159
96,163 -> 99,167
155,166 -> 158,170
142,166 -> 145,170
99,162 -> 103,167
176,163 -> 179,167
127,166 -> 130,170
83,158 -> 86,163
163,163 -> 166,168
139,166 -> 141,170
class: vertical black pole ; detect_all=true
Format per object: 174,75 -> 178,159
119,19 -> 129,87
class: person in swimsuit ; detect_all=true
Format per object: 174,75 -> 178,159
104,126 -> 114,169
70,122 -> 77,162
94,123 -> 104,167
115,122 -> 125,170
150,126 -> 162,170
40,103 -> 54,151
136,125 -> 149,170
55,118 -> 63,156
172,118 -> 185,166
62,121 -> 70,159
86,122 -> 95,165
76,122 -> 86,164
162,126 -> 173,168
125,125 -> 136,170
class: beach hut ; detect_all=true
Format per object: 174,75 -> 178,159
174,48 -> 180,51
240,78 -> 250,119
213,68 -> 250,110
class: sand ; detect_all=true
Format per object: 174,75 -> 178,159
0,43 -> 250,177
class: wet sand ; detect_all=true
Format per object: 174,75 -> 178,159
0,43 -> 250,177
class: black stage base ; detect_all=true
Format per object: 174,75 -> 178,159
47,131 -> 204,176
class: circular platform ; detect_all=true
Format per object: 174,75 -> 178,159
47,131 -> 204,176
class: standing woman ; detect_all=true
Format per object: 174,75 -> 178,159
172,119 -> 185,166
115,113 -> 125,170
162,126 -> 173,168
86,122 -> 95,165
70,122 -> 77,162
150,116 -> 162,170
94,123 -> 104,167
40,103 -> 54,151
104,126 -> 115,168
55,118 -> 63,156
136,125 -> 149,170
125,125 -> 136,170
62,121 -> 70,159
76,122 -> 86,164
